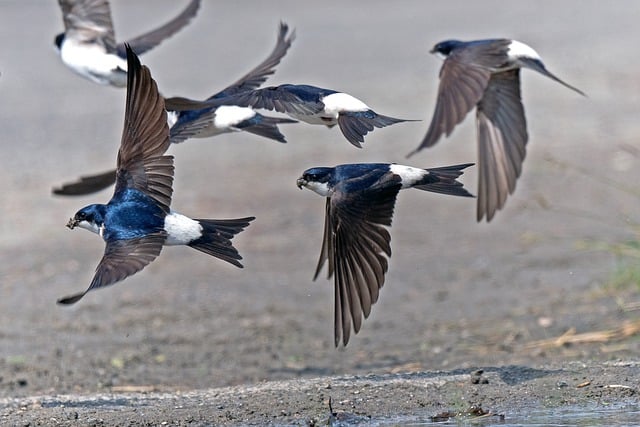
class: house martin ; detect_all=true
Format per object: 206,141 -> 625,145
164,22 -> 298,145
53,22 -> 297,196
296,162 -> 474,346
407,38 -> 585,222
225,84 -> 416,147
57,45 -> 254,305
55,0 -> 201,87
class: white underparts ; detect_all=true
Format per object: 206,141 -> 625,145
389,164 -> 427,188
60,39 -> 128,86
164,212 -> 203,245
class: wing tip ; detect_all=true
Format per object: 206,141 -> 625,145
57,292 -> 85,305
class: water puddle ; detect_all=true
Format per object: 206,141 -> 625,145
374,404 -> 640,426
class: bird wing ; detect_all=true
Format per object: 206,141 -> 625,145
408,51 -> 493,157
315,175 -> 400,346
57,234 -> 166,304
163,97 -> 222,144
211,22 -> 295,99
58,0 -> 117,50
476,69 -> 528,222
115,0 -> 201,58
164,96 -> 215,112
52,169 -> 117,195
221,85 -> 324,116
115,45 -> 173,213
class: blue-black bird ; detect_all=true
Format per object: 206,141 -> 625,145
225,84 -> 416,147
57,45 -> 254,305
296,162 -> 474,346
407,38 -> 585,222
53,22 -> 297,196
55,0 -> 201,87
165,22 -> 298,145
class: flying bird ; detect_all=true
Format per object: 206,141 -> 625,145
58,45 -> 254,305
224,84 -> 416,147
407,38 -> 585,222
54,0 -> 201,87
53,22 -> 297,196
165,22 -> 298,145
296,162 -> 474,346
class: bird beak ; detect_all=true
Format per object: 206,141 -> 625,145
429,47 -> 437,54
66,218 -> 78,229
296,177 -> 306,189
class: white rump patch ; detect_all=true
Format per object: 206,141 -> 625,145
214,105 -> 256,130
507,40 -> 541,61
166,110 -> 179,128
322,92 -> 370,117
304,181 -> 331,197
390,164 -> 426,188
164,212 -> 203,245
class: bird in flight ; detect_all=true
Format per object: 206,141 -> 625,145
165,22 -> 299,146
224,83 -> 417,147
297,162 -> 474,346
58,45 -> 254,305
52,22 -> 297,196
407,38 -> 585,222
55,0 -> 201,87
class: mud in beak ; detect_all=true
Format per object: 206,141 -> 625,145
296,177 -> 307,190
67,217 -> 78,229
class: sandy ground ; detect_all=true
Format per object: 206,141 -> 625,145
1,0 -> 639,424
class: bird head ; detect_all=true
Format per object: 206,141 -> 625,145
296,167 -> 333,196
430,40 -> 463,56
67,204 -> 106,235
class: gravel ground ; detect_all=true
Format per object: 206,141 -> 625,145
0,1 -> 639,425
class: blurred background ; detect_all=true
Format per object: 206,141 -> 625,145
0,0 -> 639,396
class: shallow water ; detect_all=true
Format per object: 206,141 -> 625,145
380,405 -> 640,426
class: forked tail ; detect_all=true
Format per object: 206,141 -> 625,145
414,163 -> 475,197
189,217 -> 255,267
241,115 -> 297,143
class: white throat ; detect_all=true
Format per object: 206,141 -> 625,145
77,220 -> 103,237
304,181 -> 331,197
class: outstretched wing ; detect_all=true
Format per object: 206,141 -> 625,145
211,22 -> 295,99
57,234 -> 166,304
315,175 -> 401,346
116,0 -> 201,57
223,85 -> 324,116
52,169 -> 117,196
476,69 -> 528,222
408,40 -> 517,157
115,45 -> 173,212
409,56 -> 492,156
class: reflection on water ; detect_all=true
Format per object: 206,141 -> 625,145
378,404 -> 640,426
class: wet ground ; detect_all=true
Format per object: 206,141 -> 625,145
1,0 -> 639,425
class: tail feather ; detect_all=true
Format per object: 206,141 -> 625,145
413,163 -> 475,198
338,111 -> 417,148
189,217 -> 255,268
241,115 -> 297,143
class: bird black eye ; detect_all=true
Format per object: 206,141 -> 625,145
76,212 -> 86,220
